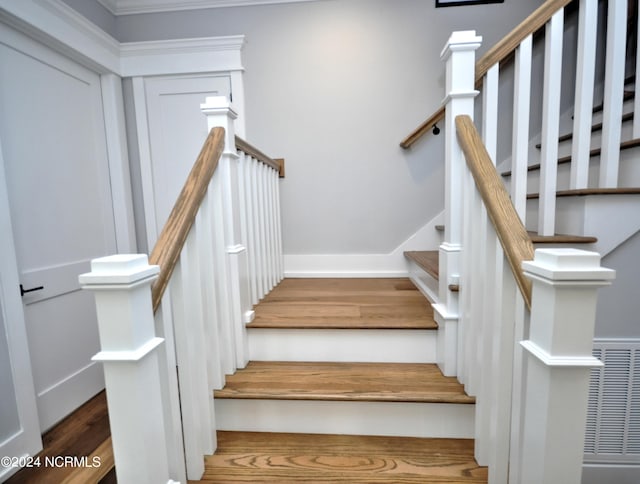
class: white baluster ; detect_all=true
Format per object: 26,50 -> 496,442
512,35 -> 532,222
169,238 -> 211,479
599,0 -> 627,187
250,157 -> 264,301
79,255 -> 180,484
242,154 -> 257,305
199,189 -> 225,389
259,163 -> 269,296
538,11 -> 564,236
519,249 -> 615,484
490,249 -> 517,484
570,0 -> 597,189
275,164 -> 284,281
265,166 -> 275,291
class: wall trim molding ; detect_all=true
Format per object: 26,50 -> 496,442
120,35 -> 245,77
98,0 -> 325,16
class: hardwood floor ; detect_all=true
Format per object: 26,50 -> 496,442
215,361 -> 474,404
6,391 -> 113,484
248,278 -> 437,329
196,431 -> 488,483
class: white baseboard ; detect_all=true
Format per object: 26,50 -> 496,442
215,399 -> 475,438
36,361 -> 105,431
248,328 -> 437,363
283,212 -> 444,277
582,464 -> 640,484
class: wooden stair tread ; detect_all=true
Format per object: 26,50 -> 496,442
196,431 -> 487,483
502,137 -> 640,177
249,278 -> 437,330
214,361 -> 475,404
535,112 -> 634,148
527,187 -> 640,199
404,250 -> 439,279
528,231 -> 597,244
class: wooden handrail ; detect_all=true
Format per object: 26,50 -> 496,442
455,115 -> 534,310
149,127 -> 225,312
235,135 -> 284,177
400,0 -> 573,149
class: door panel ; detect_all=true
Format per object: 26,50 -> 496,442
143,75 -> 231,243
0,24 -> 116,431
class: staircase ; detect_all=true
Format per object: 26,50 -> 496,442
202,277 -> 485,482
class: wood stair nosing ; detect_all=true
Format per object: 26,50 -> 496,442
214,361 -> 475,405
526,187 -> 640,199
502,137 -> 640,177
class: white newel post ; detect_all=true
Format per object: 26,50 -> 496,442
79,255 -> 179,484
433,30 -> 481,377
201,96 -> 251,368
519,249 -> 615,484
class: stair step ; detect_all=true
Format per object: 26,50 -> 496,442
215,362 -> 475,438
200,431 -> 487,483
215,361 -> 474,404
527,187 -> 640,199
590,90 -> 634,115
528,231 -> 597,244
502,137 -> 640,177
404,250 -> 439,279
249,278 -> 436,330
536,112 -> 634,149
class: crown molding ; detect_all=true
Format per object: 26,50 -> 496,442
99,0 -> 322,16
120,35 -> 245,76
0,0 -> 121,73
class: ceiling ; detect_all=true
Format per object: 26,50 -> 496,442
97,0 -> 324,15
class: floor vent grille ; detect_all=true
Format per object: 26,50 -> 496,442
584,340 -> 640,463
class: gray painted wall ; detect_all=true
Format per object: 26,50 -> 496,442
110,0 -> 545,255
61,0 -> 117,38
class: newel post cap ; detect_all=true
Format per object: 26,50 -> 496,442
200,95 -> 238,119
522,248 -> 616,284
79,254 -> 159,288
441,30 -> 482,59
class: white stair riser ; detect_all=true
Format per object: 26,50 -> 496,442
248,328 -> 437,363
215,399 -> 475,438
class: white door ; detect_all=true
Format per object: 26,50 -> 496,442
0,24 -> 116,431
140,74 -> 231,245
0,143 -> 41,481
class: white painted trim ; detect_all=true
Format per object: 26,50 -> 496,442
520,341 -> 603,368
101,74 -> 138,253
103,0 -> 326,15
283,212 -> 444,277
216,399 -> 475,439
93,337 -> 165,361
120,36 -> 245,77
0,137 -> 42,472
0,0 -> 120,74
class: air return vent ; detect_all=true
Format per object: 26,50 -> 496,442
584,340 -> 640,463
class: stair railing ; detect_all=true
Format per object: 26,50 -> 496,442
400,0 -> 574,150
409,0 -> 637,238
442,31 -> 615,484
79,96 -> 284,484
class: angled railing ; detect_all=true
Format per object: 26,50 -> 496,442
437,29 -> 615,484
79,96 -> 284,484
400,0 -> 573,150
